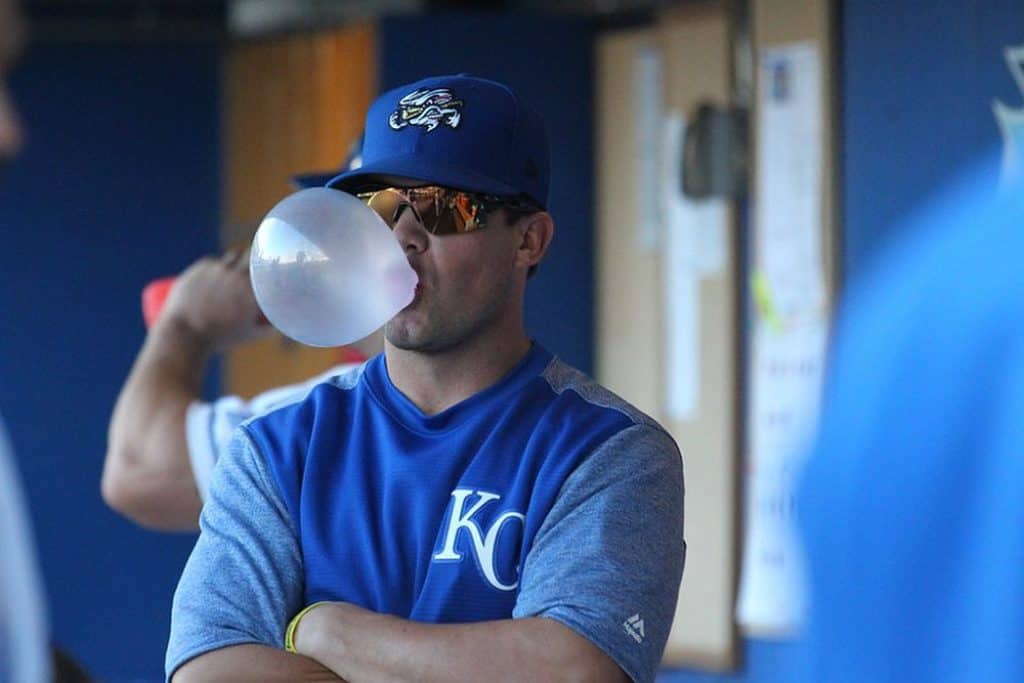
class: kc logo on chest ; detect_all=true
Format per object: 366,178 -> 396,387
432,489 -> 525,591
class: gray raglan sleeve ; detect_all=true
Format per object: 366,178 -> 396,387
513,424 -> 686,683
165,427 -> 303,680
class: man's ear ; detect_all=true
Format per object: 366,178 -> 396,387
515,212 -> 554,273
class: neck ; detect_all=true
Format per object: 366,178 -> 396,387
383,317 -> 532,416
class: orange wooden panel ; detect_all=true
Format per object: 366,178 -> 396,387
223,24 -> 377,399
312,24 -> 376,172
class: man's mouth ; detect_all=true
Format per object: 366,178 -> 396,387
409,281 -> 424,304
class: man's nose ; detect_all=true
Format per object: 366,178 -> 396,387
391,204 -> 429,254
0,86 -> 24,161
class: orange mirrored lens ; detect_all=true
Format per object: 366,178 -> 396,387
363,189 -> 406,226
359,187 -> 485,235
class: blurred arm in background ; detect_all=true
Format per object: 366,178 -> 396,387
102,249 -> 380,531
102,250 -> 270,530
103,139 -> 369,532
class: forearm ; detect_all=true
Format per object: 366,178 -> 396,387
296,604 -> 627,683
102,316 -> 210,530
172,644 -> 345,683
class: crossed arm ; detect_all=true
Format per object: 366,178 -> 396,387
168,445 -> 628,681
173,607 -> 627,682
172,644 -> 342,682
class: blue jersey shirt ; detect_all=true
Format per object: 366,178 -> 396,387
247,343 -> 632,622
168,343 -> 686,682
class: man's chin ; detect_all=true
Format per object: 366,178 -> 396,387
384,319 -> 428,351
385,321 -> 459,354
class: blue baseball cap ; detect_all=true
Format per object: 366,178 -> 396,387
326,74 -> 549,209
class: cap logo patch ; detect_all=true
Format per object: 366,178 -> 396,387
388,88 -> 463,132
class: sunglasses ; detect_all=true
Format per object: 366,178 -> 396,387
356,186 -> 537,236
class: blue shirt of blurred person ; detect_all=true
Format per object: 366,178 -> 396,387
797,153 -> 1024,683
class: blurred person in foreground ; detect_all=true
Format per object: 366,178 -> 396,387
166,74 -> 685,682
0,0 -> 50,680
797,154 -> 1024,682
102,142 -> 375,532
0,1 -> 92,680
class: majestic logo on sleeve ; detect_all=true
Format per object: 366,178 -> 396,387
432,489 -> 525,591
623,613 -> 646,643
388,88 -> 464,132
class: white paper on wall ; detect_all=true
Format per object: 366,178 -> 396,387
736,41 -> 828,636
660,113 -> 730,421
756,42 -> 826,320
634,45 -> 664,252
661,113 -> 698,421
737,319 -> 825,633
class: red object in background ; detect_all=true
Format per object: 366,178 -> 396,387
336,345 -> 369,363
142,277 -> 176,329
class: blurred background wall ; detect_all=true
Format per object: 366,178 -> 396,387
842,0 -> 1024,276
0,39 -> 221,679
0,0 -> 1020,680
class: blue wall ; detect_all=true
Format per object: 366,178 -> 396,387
842,0 -> 1024,275
0,42 -> 220,680
380,13 -> 595,374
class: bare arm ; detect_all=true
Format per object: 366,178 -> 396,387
294,602 -> 629,683
102,314 -> 207,530
102,251 -> 269,530
172,644 -> 344,683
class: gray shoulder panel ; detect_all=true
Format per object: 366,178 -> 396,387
540,357 -> 669,433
